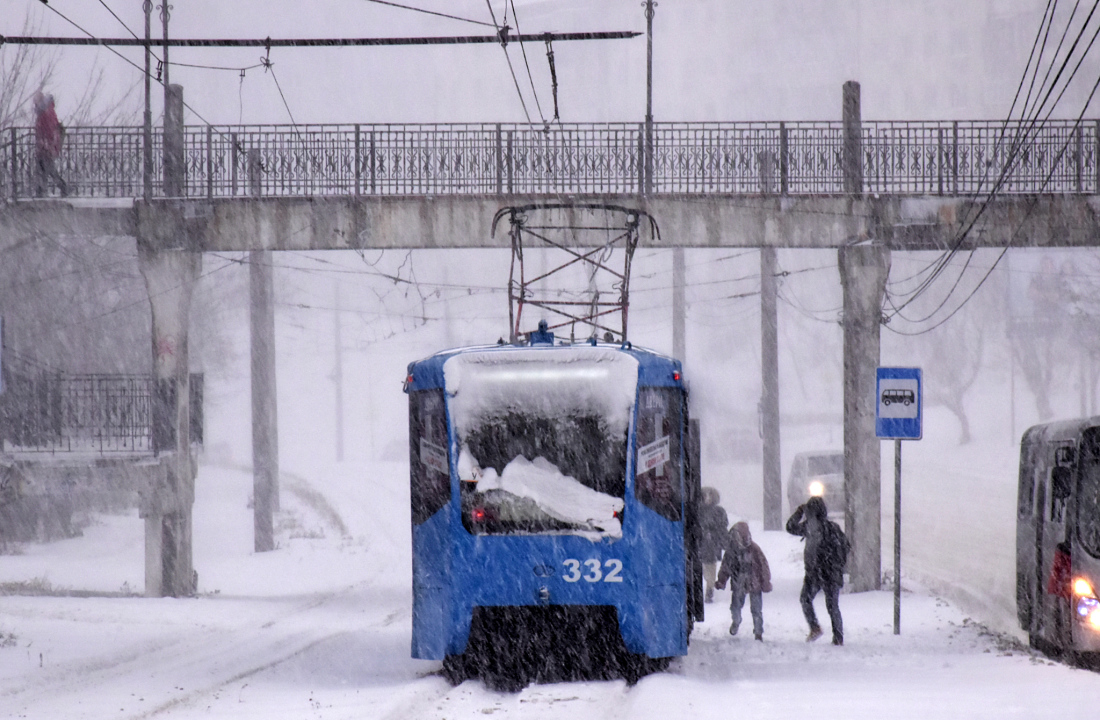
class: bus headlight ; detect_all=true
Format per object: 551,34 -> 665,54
1072,577 -> 1100,628
808,480 -> 825,497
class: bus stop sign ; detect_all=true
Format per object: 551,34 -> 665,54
876,367 -> 922,440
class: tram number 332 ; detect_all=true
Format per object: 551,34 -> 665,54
562,559 -> 624,583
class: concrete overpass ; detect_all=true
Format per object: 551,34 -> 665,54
2,81 -> 1097,596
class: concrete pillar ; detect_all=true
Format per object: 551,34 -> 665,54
251,248 -> 278,551
759,151 -> 782,530
839,244 -> 889,592
137,82 -> 198,598
760,243 -> 782,530
249,153 -> 278,551
137,244 -> 201,597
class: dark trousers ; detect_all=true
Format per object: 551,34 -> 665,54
800,574 -> 843,642
35,154 -> 67,197
730,581 -> 764,637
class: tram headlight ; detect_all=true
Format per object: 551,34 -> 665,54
808,480 -> 825,497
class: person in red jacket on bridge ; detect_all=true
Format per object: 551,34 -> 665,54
33,91 -> 68,197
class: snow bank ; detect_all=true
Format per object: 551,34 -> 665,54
477,455 -> 624,536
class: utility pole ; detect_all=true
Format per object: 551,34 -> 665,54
333,282 -> 344,463
672,249 -> 685,361
142,1 -> 152,201
250,148 -> 279,550
760,245 -> 781,530
643,0 -> 656,195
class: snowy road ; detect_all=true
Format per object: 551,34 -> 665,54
2,459 -> 1100,719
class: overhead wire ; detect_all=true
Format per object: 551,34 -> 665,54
483,0 -> 533,123
885,0 -> 1068,302
884,0 -> 1100,330
358,0 -> 496,28
508,0 -> 546,124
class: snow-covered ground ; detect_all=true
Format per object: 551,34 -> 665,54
1,449 -> 1099,720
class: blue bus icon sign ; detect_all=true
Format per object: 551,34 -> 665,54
876,367 -> 922,440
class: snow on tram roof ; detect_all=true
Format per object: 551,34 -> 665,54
405,341 -> 683,395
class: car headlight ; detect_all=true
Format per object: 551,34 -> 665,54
808,480 -> 825,497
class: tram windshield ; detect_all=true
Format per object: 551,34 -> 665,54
445,349 -> 637,538
1080,459 -> 1100,557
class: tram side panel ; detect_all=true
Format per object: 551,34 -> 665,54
626,385 -> 688,657
410,388 -> 454,660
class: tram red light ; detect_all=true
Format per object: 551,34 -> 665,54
472,508 -> 486,522
672,371 -> 681,382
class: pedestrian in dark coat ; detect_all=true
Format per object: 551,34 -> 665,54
698,487 -> 729,603
33,91 -> 67,197
715,521 -> 771,640
786,496 -> 844,645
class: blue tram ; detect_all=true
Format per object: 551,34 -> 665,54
405,330 -> 703,687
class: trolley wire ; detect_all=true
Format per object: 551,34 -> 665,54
484,0 -> 533,123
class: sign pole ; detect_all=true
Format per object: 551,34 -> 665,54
894,437 -> 901,635
876,366 -> 921,636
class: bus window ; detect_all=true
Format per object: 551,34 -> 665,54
1080,459 -> 1100,558
635,387 -> 683,522
409,389 -> 450,525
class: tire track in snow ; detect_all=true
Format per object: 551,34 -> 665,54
0,582 -> 398,720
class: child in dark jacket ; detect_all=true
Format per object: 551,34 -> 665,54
715,521 -> 772,640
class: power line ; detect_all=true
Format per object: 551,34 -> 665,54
884,0 -> 1100,329
357,0 -> 496,28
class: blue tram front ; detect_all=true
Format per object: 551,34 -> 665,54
405,337 -> 702,683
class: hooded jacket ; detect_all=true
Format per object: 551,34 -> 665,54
716,521 -> 772,594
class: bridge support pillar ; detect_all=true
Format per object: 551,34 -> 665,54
137,243 -> 202,597
838,243 -> 889,593
250,248 -> 278,552
760,241 -> 782,531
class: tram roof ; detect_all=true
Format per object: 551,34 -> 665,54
404,341 -> 683,394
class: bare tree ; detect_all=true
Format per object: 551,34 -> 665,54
1,9 -> 138,129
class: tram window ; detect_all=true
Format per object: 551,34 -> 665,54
1080,460 -> 1100,558
459,411 -> 627,536
635,387 -> 683,522
409,390 -> 451,525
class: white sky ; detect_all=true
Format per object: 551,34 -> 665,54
5,0 -> 1095,126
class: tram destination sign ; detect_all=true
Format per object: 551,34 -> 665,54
876,367 -> 922,440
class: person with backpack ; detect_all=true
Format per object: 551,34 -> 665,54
786,495 -> 847,645
715,521 -> 772,640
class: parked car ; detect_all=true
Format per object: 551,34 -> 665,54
787,450 -> 845,520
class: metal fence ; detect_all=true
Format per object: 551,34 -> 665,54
2,120 -> 1097,199
0,361 -> 203,455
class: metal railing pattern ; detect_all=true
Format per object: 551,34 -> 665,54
0,359 -> 204,455
2,120 -> 1097,199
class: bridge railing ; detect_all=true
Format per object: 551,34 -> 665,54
2,120 -> 1097,199
0,353 -> 204,455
